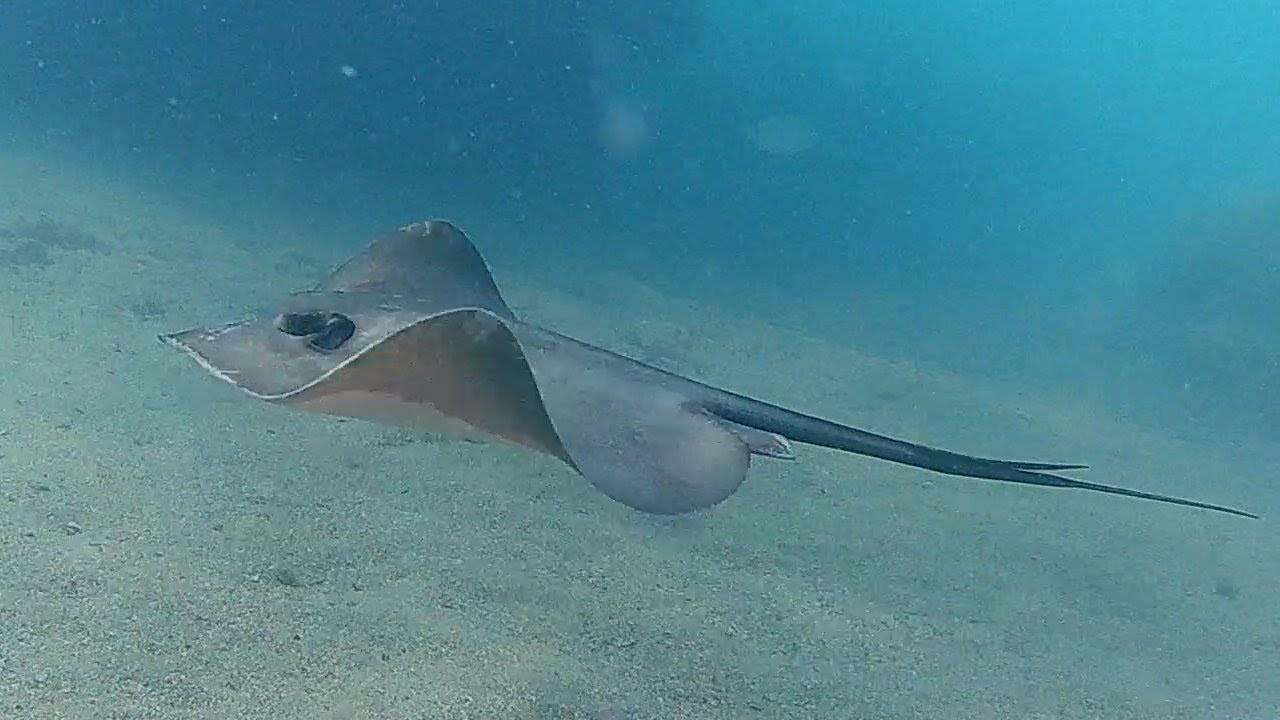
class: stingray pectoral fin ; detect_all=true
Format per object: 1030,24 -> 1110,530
284,309 -> 574,458
549,389 -> 752,515
704,396 -> 1258,519
512,325 -> 753,514
565,394 -> 752,512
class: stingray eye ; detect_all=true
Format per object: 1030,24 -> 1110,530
276,311 -> 329,336
276,311 -> 357,353
308,313 -> 356,352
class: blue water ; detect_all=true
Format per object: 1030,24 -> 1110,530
5,1 -> 1278,439
2,2 -> 1278,717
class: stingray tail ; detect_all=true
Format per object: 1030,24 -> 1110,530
701,394 -> 1257,519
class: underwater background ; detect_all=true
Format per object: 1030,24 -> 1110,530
1,2 -> 1278,718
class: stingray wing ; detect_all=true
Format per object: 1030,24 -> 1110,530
162,220 -> 517,398
163,293 -> 569,457
319,220 -> 514,317
162,291 -> 439,399
509,322 -> 764,514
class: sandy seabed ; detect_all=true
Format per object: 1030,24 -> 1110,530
0,147 -> 1276,720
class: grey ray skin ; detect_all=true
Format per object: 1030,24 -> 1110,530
160,221 -> 1257,519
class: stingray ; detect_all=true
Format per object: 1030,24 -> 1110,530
160,221 -> 1256,519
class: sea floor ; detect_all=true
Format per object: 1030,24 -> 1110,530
0,148 -> 1276,720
